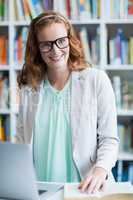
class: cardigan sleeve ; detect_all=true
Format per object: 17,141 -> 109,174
95,70 -> 119,173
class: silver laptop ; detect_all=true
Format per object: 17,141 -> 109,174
0,142 -> 63,200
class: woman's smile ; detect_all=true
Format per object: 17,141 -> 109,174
49,54 -> 64,62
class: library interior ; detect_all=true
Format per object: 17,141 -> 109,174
0,0 -> 133,199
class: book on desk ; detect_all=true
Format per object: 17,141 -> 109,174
64,182 -> 133,200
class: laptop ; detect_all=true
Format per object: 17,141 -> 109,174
0,142 -> 63,200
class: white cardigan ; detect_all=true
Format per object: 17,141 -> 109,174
15,67 -> 119,180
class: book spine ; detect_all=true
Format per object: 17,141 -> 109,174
4,0 -> 8,21
70,0 -> 79,20
128,0 -> 133,18
22,0 -> 31,21
0,36 -> 7,65
79,27 -> 91,63
3,115 -> 10,141
65,0 -> 71,18
112,76 -> 122,109
0,116 -> 5,141
27,0 -> 37,19
15,0 -> 25,20
31,0 -> 43,15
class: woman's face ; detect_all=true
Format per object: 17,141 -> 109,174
37,23 -> 70,71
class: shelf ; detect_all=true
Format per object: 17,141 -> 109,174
0,21 -> 10,26
0,109 -> 11,115
105,19 -> 133,24
118,151 -> 133,161
117,110 -> 133,117
71,19 -> 101,25
0,65 -> 10,70
12,21 -> 30,26
104,65 -> 133,70
1,0 -> 133,168
12,63 -> 23,70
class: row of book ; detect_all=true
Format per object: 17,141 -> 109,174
78,26 -> 100,65
113,161 -> 133,182
1,0 -> 133,22
13,0 -> 100,21
2,27 -> 133,67
54,0 -> 100,20
13,0 -> 53,21
112,76 -> 133,109
0,115 -> 10,141
0,35 -> 8,65
118,122 -> 133,152
0,72 -> 9,109
108,28 -> 133,65
104,0 -> 133,19
0,0 -> 8,21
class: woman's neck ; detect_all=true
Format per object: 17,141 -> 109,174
46,68 -> 71,90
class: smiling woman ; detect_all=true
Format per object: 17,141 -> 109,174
15,11 -> 119,194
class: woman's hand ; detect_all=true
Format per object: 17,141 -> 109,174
78,167 -> 107,194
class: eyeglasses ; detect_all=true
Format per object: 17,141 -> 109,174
38,36 -> 69,53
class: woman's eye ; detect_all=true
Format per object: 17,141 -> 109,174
58,38 -> 65,44
43,42 -> 51,47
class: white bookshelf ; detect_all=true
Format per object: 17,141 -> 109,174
118,152 -> 133,161
0,0 -> 133,163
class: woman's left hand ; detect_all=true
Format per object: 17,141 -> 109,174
78,167 -> 107,194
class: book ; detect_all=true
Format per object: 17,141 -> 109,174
0,116 -> 5,141
15,0 -> 25,20
64,182 -> 133,200
128,0 -> 133,18
79,27 -> 91,63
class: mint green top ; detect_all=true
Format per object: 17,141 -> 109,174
33,77 -> 81,183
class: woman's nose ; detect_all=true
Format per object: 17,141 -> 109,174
51,43 -> 60,52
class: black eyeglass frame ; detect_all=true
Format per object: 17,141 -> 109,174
38,36 -> 69,53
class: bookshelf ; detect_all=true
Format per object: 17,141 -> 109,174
0,0 -> 133,182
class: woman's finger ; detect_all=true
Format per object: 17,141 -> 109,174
78,175 -> 92,192
92,179 -> 103,193
86,177 -> 98,194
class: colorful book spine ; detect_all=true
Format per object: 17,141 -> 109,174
31,0 -> 43,15
0,116 -> 5,141
128,0 -> 133,18
129,37 -> 133,64
78,0 -> 91,20
0,0 -> 4,21
3,115 -> 10,141
27,0 -> 37,19
15,0 -> 25,20
22,0 -> 31,21
70,0 -> 79,20
0,35 -> 8,65
14,27 -> 28,64
65,0 -> 71,18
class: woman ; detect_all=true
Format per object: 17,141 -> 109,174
15,11 -> 119,194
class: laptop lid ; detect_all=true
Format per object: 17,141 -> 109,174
0,142 -> 41,200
